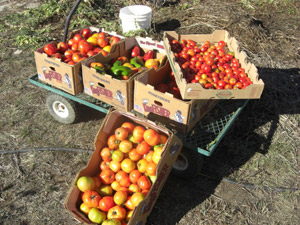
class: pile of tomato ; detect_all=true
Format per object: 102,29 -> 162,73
76,121 -> 168,224
169,39 -> 253,90
154,70 -> 182,100
42,28 -> 121,65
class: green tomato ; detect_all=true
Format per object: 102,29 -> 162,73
102,219 -> 121,225
88,208 -> 106,224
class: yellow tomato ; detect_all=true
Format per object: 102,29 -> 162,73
87,36 -> 98,47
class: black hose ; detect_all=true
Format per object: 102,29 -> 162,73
0,147 -> 93,154
62,0 -> 83,43
1,147 -> 299,192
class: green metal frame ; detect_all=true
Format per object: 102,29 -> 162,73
29,74 -> 248,157
177,99 -> 248,156
29,74 -> 112,114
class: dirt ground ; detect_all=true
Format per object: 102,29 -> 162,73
0,0 -> 300,225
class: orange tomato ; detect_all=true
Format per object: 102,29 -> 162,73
143,129 -> 160,146
144,150 -> 154,163
107,135 -> 120,150
99,168 -> 115,185
137,159 -> 148,173
136,141 -> 151,155
100,161 -> 110,170
98,196 -> 115,212
119,140 -> 133,153
107,205 -> 126,221
129,170 -> 142,184
115,171 -> 131,188
132,126 -> 145,143
72,52 -> 86,63
159,134 -> 168,144
146,161 -> 157,176
128,148 -> 142,162
137,176 -> 151,191
121,158 -> 136,173
101,147 -> 113,161
121,122 -> 135,133
82,190 -> 101,208
115,127 -> 129,141
124,196 -> 135,211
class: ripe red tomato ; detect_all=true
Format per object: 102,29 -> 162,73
57,42 -> 68,53
110,36 -> 121,46
44,43 -> 57,56
81,28 -> 92,39
98,37 -> 109,48
99,169 -> 115,185
98,196 -> 115,212
129,170 -> 142,184
137,175 -> 152,191
82,190 -> 101,208
100,161 -> 110,170
78,40 -> 93,53
73,33 -> 83,44
107,135 -> 120,150
121,122 -> 135,133
136,141 -> 151,155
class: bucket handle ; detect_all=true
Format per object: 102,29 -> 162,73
62,0 -> 83,43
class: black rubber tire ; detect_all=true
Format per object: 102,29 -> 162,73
46,94 -> 80,124
171,147 -> 203,179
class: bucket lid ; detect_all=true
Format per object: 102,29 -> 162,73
119,5 -> 152,18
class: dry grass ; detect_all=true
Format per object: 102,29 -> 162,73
0,0 -> 300,224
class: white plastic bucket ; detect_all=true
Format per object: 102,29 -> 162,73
119,5 -> 152,33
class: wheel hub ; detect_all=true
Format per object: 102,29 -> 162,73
52,101 -> 70,118
172,153 -> 189,171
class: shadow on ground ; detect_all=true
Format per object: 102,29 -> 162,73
144,67 -> 300,224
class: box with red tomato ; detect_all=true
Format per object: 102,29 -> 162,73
64,110 -> 183,224
34,27 -> 123,95
163,30 -> 264,100
81,36 -> 167,112
134,60 -> 218,133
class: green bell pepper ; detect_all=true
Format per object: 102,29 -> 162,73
130,57 -> 144,68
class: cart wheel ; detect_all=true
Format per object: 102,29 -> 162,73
46,94 -> 80,124
171,148 -> 203,179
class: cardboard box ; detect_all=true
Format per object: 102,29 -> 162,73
134,61 -> 218,133
82,36 -> 167,111
64,110 -> 183,224
34,27 -> 123,95
163,30 -> 265,100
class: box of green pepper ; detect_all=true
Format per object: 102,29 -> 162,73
82,36 -> 167,112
